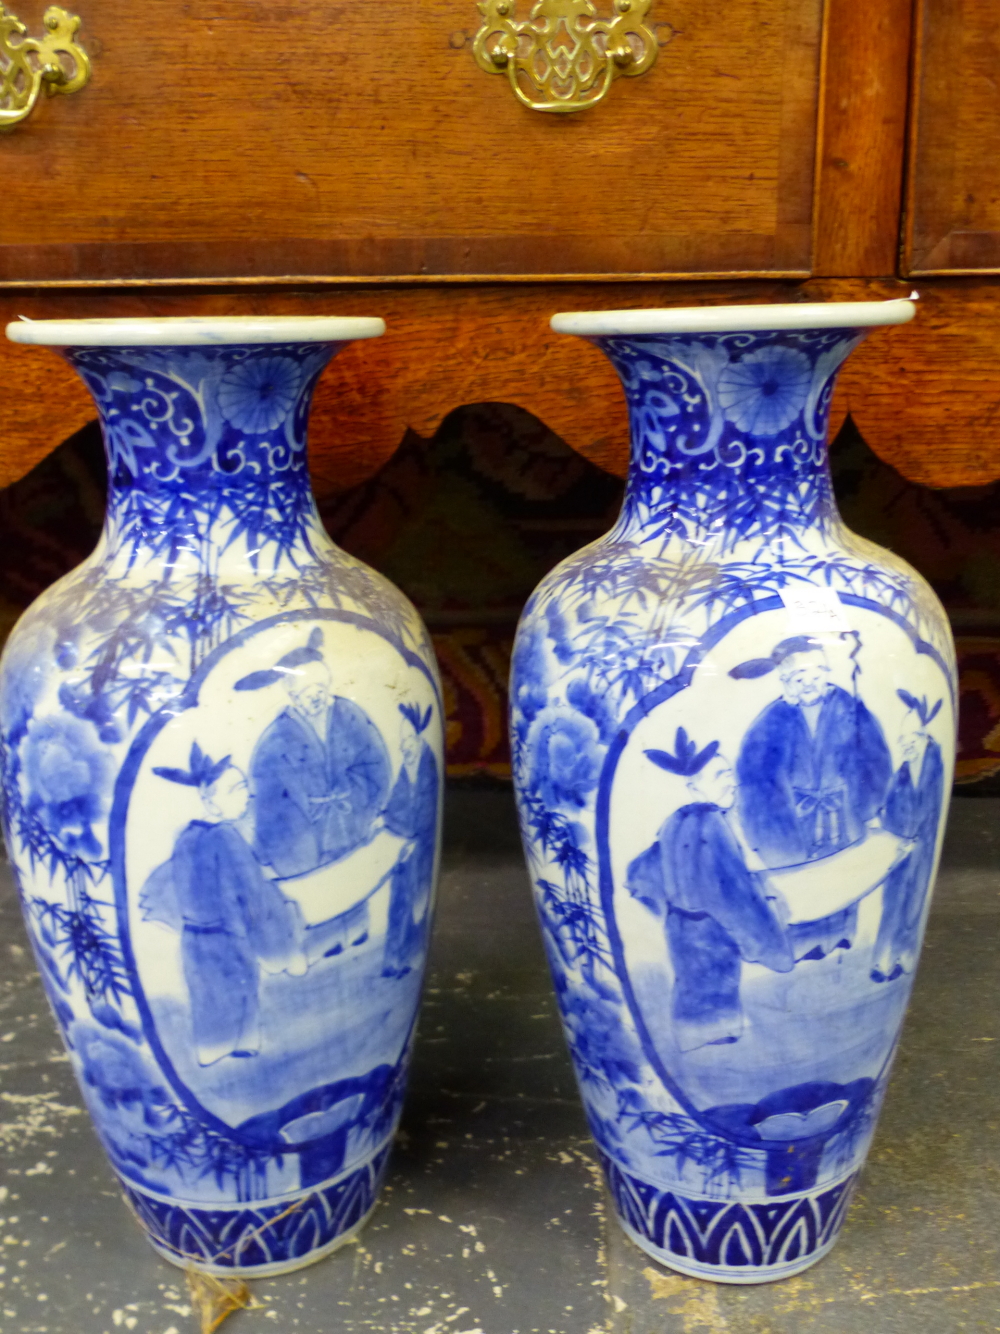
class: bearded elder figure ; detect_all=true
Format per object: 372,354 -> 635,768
236,629 -> 390,875
235,628 -> 392,948
730,636 -> 892,961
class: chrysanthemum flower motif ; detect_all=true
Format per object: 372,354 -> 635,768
716,345 -> 812,437
217,355 -> 302,434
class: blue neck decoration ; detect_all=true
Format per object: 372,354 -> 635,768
594,327 -> 865,550
64,342 -> 338,569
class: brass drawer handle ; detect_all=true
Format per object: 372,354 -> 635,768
473,0 -> 659,114
0,5 -> 90,132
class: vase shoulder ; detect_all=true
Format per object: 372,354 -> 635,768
524,518 -> 952,663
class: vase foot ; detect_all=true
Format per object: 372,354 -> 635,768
144,1197 -> 380,1279
600,1151 -> 859,1286
121,1142 -> 392,1277
617,1215 -> 839,1285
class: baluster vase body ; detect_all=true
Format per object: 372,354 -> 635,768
510,301 -> 955,1283
0,317 -> 443,1276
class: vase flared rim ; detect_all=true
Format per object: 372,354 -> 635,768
5,315 -> 386,348
550,298 -> 917,337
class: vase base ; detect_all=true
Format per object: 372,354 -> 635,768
145,1197 -> 379,1279
600,1151 -> 858,1285
617,1215 -> 838,1285
121,1142 -> 392,1276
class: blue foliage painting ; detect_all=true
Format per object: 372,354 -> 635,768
510,321 -> 956,1279
0,334 -> 442,1272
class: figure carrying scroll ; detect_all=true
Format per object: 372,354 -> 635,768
626,703 -> 918,1053
626,730 -> 794,1053
141,746 -> 302,1066
142,628 -> 410,1066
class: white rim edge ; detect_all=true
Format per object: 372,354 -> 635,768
5,315 -> 387,347
549,298 -> 918,337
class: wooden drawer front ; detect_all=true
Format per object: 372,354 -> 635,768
905,0 -> 1000,274
1,0 -> 822,284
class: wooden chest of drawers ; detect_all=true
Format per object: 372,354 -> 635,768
1,0 -> 997,491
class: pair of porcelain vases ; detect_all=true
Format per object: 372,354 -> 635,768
0,301 -> 954,1284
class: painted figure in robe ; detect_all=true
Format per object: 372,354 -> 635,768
871,690 -> 945,982
140,747 -> 304,1066
731,636 -> 892,959
236,628 -> 391,949
626,730 -> 794,1053
381,703 -> 439,979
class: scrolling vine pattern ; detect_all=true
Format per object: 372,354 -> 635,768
598,329 -> 865,549
69,344 -> 336,570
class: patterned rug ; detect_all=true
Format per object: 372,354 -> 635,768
2,408 -> 999,785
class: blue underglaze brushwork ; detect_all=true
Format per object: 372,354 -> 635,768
0,329 -> 443,1275
510,314 -> 955,1283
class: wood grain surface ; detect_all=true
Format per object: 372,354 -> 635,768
0,0 -> 821,282
812,0 -> 914,276
905,0 -> 1000,274
2,279 -> 998,494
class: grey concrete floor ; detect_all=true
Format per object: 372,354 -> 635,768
1,789 -> 998,1334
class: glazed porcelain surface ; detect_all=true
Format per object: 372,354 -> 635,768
510,300 -> 955,1283
0,318 -> 443,1276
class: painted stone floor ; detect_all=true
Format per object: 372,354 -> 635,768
1,788 -> 998,1334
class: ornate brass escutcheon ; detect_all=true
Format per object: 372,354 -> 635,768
473,0 -> 659,114
0,5 -> 90,132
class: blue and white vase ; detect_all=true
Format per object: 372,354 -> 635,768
510,300 -> 955,1283
0,317 -> 443,1276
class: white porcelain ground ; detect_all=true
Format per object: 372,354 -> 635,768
550,296 -> 917,336
6,315 -> 386,346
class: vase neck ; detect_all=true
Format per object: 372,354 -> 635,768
594,327 -> 867,553
64,341 -> 340,574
